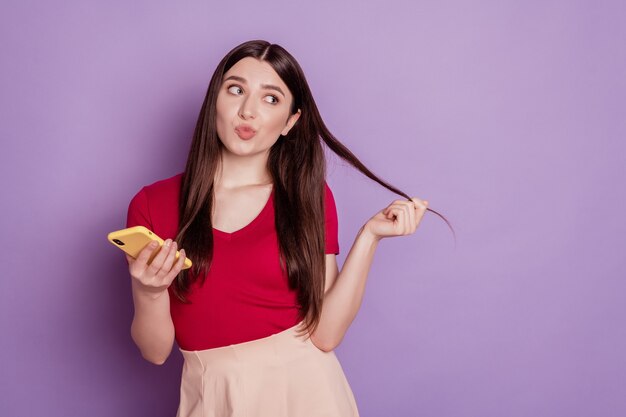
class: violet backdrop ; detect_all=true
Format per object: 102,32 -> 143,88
1,1 -> 625,416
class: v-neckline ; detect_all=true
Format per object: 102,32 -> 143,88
212,188 -> 274,241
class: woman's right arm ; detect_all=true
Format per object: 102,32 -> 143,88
127,239 -> 186,365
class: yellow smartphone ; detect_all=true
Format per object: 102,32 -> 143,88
107,226 -> 192,270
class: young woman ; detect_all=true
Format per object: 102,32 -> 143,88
125,40 -> 450,417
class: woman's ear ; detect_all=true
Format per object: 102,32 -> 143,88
281,109 -> 301,136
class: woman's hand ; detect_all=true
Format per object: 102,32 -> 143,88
126,239 -> 186,299
362,197 -> 429,242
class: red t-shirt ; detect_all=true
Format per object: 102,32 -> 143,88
126,173 -> 340,351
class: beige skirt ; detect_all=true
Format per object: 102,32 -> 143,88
176,322 -> 360,417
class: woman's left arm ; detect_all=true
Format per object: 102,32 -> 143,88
310,197 -> 429,352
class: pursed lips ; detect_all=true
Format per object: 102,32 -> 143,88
234,124 -> 257,139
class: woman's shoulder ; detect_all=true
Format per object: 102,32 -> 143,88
323,180 -> 337,202
144,172 -> 183,191
141,172 -> 183,197
128,173 -> 182,234
131,172 -> 183,212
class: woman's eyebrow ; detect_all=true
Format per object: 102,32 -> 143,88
223,75 -> 285,97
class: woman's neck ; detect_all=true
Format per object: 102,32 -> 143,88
214,150 -> 273,190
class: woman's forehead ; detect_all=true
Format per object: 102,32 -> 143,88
223,57 -> 288,90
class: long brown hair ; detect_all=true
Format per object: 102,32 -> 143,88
174,40 -> 455,336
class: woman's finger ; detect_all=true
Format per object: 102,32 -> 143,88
135,240 -> 159,265
130,240 -> 159,276
410,197 -> 428,211
165,249 -> 186,283
377,197 -> 430,237
159,241 -> 179,277
393,203 -> 410,235
146,239 -> 172,276
386,206 -> 408,234
404,200 -> 416,233
386,203 -> 412,230
411,197 -> 429,228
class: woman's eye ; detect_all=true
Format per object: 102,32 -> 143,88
226,85 -> 278,105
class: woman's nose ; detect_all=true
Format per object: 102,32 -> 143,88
238,97 -> 256,119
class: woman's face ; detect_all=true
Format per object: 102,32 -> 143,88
215,57 -> 301,158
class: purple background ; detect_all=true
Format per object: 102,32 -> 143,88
1,1 -> 625,416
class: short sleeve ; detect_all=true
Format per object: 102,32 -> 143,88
324,183 -> 339,255
126,187 -> 153,230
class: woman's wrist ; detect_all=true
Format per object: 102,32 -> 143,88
131,279 -> 169,301
358,223 -> 382,245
